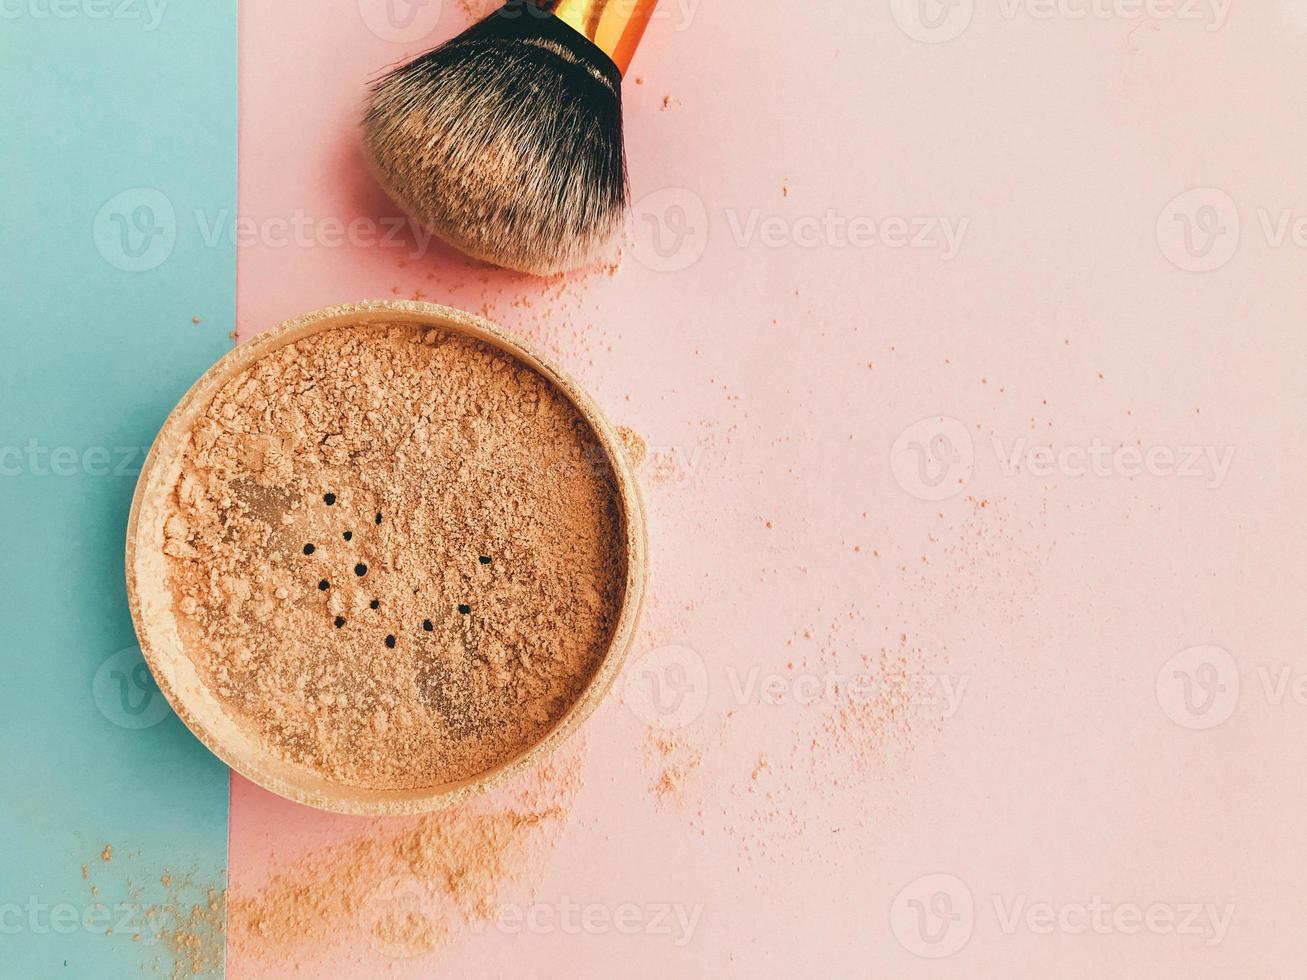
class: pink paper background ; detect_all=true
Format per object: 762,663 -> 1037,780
230,1 -> 1307,975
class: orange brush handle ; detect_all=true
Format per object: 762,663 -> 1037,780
535,0 -> 658,75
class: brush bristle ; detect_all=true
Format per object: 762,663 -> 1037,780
363,2 -> 628,276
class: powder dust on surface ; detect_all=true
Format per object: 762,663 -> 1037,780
81,851 -> 226,980
80,743 -> 584,974
228,741 -> 586,968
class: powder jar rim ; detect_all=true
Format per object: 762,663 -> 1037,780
125,300 -> 649,816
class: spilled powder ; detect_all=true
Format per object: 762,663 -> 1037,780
80,747 -> 584,974
615,424 -> 647,469
230,744 -> 584,965
817,641 -> 929,773
627,602 -> 940,864
155,885 -> 225,979
162,323 -> 627,790
81,851 -> 226,980
648,732 -> 701,802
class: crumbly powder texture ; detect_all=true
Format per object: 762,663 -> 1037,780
82,853 -> 225,980
155,885 -> 226,979
230,745 -> 584,965
648,732 -> 701,802
162,323 -> 626,790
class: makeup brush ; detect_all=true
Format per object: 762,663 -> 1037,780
363,0 -> 658,277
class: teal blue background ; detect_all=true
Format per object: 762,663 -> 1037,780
1,5 -> 237,977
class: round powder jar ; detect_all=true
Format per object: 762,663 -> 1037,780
127,302 -> 647,815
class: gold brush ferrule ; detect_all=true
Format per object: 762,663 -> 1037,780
536,0 -> 658,76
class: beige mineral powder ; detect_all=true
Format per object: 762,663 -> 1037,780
160,322 -> 626,791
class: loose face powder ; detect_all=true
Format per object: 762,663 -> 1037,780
155,319 -> 628,793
